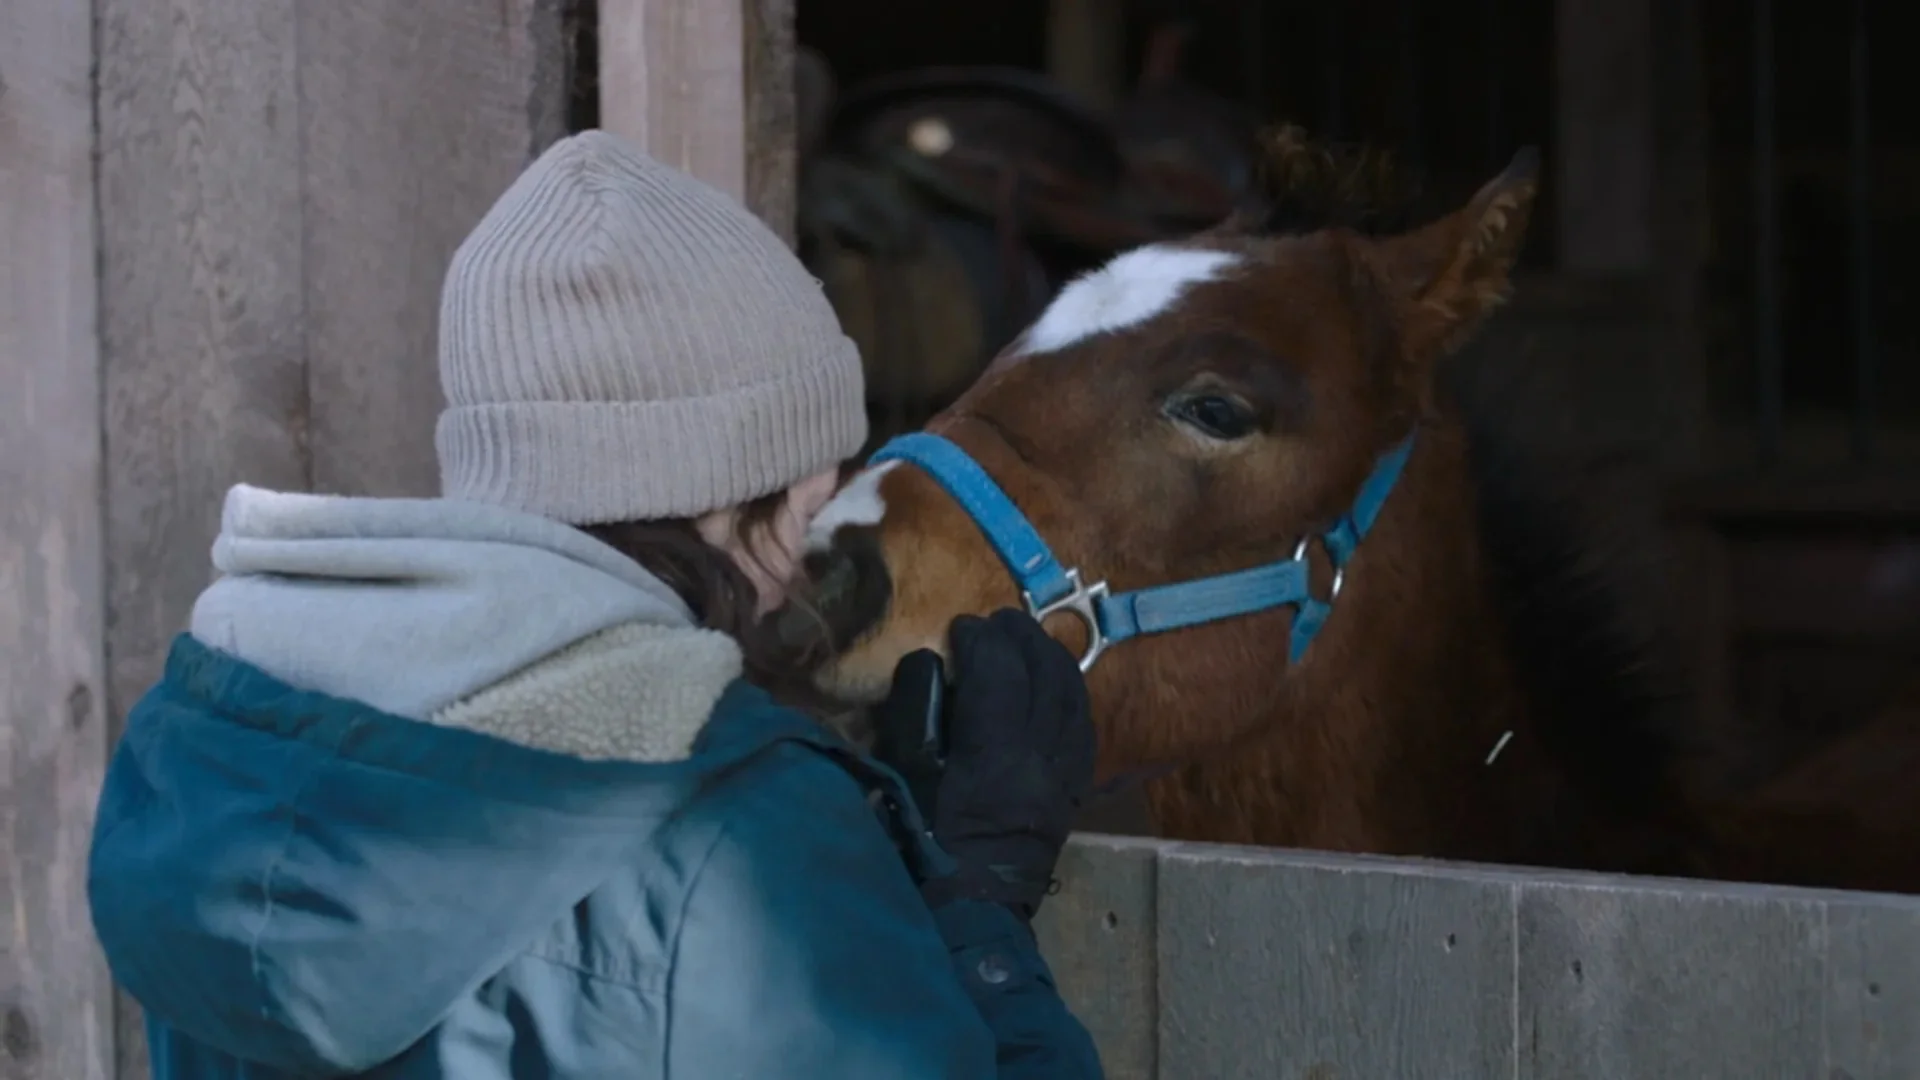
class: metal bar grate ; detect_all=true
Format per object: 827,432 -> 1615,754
1848,0 -> 1875,462
1753,0 -> 1783,466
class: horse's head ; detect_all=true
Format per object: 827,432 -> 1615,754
802,132 -> 1539,777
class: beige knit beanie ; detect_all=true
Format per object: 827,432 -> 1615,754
435,130 -> 867,524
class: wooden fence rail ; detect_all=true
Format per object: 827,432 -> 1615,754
1035,834 -> 1920,1079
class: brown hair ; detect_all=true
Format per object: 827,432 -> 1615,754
581,493 -> 833,704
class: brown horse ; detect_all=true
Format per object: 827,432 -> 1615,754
795,132 -> 1919,894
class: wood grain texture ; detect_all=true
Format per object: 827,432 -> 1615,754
1156,847 -> 1518,1080
96,0 -> 309,737
95,4 -> 308,1075
297,0 -> 570,497
597,0 -> 747,201
742,0 -> 796,243
0,0 -> 113,1076
1517,879 -> 1827,1079
1035,835 -> 1161,1080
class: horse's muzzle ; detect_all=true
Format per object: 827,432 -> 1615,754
786,524 -> 894,654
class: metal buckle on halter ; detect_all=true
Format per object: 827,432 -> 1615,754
1023,567 -> 1111,673
1291,538 -> 1345,599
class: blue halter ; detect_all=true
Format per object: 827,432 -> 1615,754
867,431 -> 1417,672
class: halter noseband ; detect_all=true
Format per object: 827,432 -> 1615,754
867,430 -> 1416,672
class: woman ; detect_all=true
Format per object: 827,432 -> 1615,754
87,131 -> 1103,1079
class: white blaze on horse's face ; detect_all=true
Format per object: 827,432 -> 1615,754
804,460 -> 900,555
1014,245 -> 1244,356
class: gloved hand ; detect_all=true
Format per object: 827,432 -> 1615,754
874,609 -> 1097,919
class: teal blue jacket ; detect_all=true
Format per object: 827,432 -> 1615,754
89,635 -> 1104,1079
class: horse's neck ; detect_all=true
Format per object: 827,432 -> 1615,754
1148,431 -> 1569,863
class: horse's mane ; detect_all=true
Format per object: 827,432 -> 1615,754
1225,124 -> 1424,238
1453,383 -> 1705,821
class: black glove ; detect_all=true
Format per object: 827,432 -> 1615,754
874,609 -> 1097,919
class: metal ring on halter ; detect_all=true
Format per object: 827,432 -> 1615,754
1292,537 -> 1344,599
1024,567 -> 1111,673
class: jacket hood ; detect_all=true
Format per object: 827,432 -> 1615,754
190,483 -> 710,721
89,486 -> 781,1075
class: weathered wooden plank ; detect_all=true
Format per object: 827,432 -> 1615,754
297,0 -> 570,498
0,0 -> 113,1076
1035,835 -> 1160,1080
1157,847 -> 1518,1080
96,0 -> 308,733
1517,878 -> 1826,1079
1826,895 -> 1920,1079
95,3 -> 309,1074
742,0 -> 796,243
598,0 -> 747,201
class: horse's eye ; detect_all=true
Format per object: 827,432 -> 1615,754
1166,394 -> 1256,440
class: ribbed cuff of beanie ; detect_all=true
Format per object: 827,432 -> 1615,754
436,352 -> 868,525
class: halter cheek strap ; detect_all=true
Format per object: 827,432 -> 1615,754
867,431 -> 1415,671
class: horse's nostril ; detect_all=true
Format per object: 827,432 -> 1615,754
808,546 -> 859,606
795,526 -> 893,651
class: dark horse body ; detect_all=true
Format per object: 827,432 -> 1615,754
797,132 -> 1920,896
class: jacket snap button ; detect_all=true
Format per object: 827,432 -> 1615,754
976,956 -> 1011,985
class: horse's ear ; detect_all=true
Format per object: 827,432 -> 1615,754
1368,147 -> 1540,358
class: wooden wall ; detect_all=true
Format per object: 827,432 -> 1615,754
598,0 -> 748,203
1,0 -> 113,1076
598,0 -> 797,242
